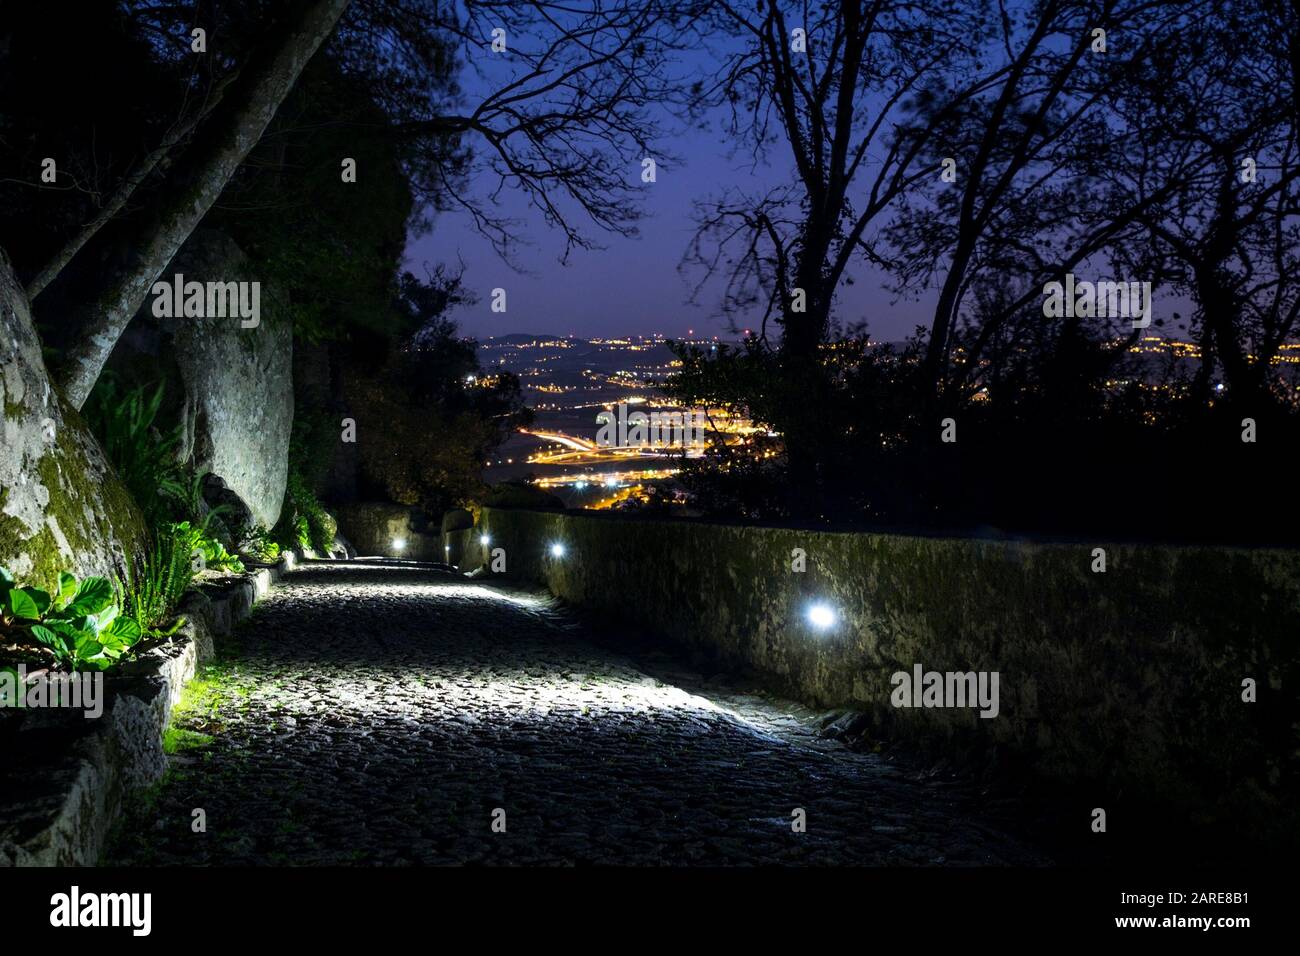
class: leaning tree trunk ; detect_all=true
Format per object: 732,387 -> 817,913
25,69 -> 241,303
53,0 -> 352,410
923,233 -> 977,399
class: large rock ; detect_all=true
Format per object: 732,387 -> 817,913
0,251 -> 148,585
164,230 -> 293,529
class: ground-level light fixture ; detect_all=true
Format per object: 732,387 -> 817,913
392,538 -> 406,553
806,602 -> 837,630
549,542 -> 566,558
480,534 -> 491,546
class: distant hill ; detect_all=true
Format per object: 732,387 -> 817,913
481,332 -> 590,346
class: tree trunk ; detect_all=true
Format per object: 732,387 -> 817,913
923,234 -> 976,398
25,69 -> 241,302
53,0 -> 351,410
1195,170 -> 1260,409
1199,270 -> 1257,407
778,235 -> 835,519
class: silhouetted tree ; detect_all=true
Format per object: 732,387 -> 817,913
1097,0 -> 1300,410
681,0 -> 992,514
4,0 -> 682,408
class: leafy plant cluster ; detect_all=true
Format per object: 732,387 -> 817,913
238,525 -> 281,563
2,567 -> 143,671
174,521 -> 244,575
83,378 -> 187,530
0,525 -> 223,674
0,479 -> 234,673
116,523 -> 209,643
344,310 -> 533,515
85,377 -> 255,569
72,378 -> 259,672
273,472 -> 336,555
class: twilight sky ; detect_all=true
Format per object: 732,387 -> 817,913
403,37 -> 931,343
400,28 -> 1198,346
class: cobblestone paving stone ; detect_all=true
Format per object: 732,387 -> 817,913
107,561 -> 1049,866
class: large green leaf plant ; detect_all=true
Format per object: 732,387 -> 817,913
1,567 -> 143,671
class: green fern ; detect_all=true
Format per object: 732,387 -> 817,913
118,524 -> 200,634
84,378 -> 187,527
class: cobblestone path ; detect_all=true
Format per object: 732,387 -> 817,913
107,561 -> 1047,866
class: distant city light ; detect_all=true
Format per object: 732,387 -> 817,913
806,602 -> 837,630
549,542 -> 566,558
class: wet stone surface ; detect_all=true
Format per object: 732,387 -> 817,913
106,561 -> 1048,866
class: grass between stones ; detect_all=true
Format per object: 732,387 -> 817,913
162,657 -> 250,752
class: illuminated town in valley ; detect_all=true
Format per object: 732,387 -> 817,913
480,331 -> 1300,510
477,333 -> 763,508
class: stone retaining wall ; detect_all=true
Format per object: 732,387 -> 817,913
0,559 -> 289,866
472,507 -> 1299,842
336,502 -> 442,561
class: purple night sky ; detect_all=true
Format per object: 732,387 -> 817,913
403,41 -> 932,343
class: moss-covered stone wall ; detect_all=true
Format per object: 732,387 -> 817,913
478,506 -> 1298,840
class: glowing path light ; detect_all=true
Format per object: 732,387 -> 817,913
806,602 -> 837,630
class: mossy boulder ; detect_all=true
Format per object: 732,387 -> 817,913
0,251 -> 148,587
